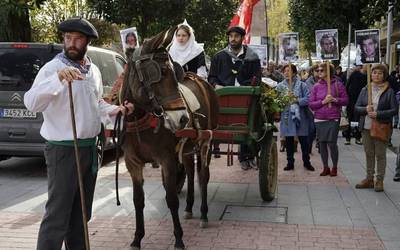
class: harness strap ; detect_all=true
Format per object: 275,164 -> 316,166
126,113 -> 160,133
185,72 -> 213,129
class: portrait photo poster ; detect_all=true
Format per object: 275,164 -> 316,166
278,32 -> 299,64
120,27 -> 139,51
248,44 -> 268,67
315,29 -> 339,60
355,29 -> 380,64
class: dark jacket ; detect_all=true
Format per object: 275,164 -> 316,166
355,84 -> 398,129
346,70 -> 367,121
183,52 -> 206,73
208,45 -> 261,86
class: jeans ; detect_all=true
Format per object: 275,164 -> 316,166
285,136 -> 311,167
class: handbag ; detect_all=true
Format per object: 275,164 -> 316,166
370,119 -> 391,142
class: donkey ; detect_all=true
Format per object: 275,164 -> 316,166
120,26 -> 218,250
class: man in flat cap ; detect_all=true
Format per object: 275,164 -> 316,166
208,26 -> 261,170
24,17 -> 133,249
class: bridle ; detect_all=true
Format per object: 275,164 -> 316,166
127,46 -> 186,118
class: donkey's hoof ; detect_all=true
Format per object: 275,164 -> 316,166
130,241 -> 140,250
200,220 -> 208,228
183,211 -> 193,220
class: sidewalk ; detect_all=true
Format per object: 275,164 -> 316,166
1,131 -> 400,249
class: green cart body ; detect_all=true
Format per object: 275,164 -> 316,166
176,86 -> 278,201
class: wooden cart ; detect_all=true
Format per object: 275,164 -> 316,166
176,86 -> 278,201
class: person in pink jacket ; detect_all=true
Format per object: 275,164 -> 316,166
309,63 -> 349,176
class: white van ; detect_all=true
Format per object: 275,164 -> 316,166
0,43 -> 126,161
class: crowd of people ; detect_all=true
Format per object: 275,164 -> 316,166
24,15 -> 400,249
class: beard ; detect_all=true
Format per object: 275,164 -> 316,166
229,42 -> 242,50
64,45 -> 87,61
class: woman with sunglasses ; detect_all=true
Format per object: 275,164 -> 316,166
309,63 -> 348,177
354,64 -> 397,192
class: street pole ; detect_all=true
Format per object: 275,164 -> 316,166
264,0 -> 269,62
347,23 -> 352,79
386,1 -> 393,71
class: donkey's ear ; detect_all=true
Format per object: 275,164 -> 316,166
161,26 -> 177,48
143,26 -> 177,52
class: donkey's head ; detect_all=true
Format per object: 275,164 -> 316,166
123,26 -> 189,132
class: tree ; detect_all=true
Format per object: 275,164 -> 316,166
0,0 -> 45,42
87,0 -> 239,56
30,0 -> 122,48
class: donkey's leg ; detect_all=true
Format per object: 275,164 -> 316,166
182,155 -> 195,219
124,151 -> 146,249
163,161 -> 185,249
197,148 -> 210,228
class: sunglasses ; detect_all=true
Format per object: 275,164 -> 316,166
316,69 -> 325,72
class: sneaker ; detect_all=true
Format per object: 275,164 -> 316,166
355,179 -> 374,189
393,173 -> 400,182
304,164 -> 315,171
355,139 -> 362,145
284,165 -> 294,171
374,180 -> 384,192
344,140 -> 351,145
240,160 -> 250,170
248,159 -> 258,169
320,167 -> 330,176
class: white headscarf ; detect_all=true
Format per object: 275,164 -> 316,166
169,20 -> 204,66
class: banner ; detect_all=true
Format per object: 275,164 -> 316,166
355,29 -> 380,64
278,32 -> 299,64
229,0 -> 260,44
315,29 -> 339,60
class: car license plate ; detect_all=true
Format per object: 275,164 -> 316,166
0,108 -> 37,119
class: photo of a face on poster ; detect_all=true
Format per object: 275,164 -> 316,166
315,29 -> 339,60
120,27 -> 139,51
355,29 -> 380,64
248,44 -> 268,67
279,32 -> 299,64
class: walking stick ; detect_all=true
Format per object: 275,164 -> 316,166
67,80 -> 91,250
367,64 -> 372,106
326,61 -> 332,108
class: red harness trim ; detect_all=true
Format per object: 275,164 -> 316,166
126,113 -> 159,133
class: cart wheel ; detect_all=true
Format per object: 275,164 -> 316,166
257,132 -> 278,202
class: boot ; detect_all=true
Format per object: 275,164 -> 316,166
355,179 -> 374,189
374,180 -> 384,192
320,167 -> 330,176
330,167 -> 337,177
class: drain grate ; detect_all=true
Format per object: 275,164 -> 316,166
220,205 -> 288,223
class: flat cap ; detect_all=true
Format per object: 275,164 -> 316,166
58,17 -> 99,39
226,26 -> 246,36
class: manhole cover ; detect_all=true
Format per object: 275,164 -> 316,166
220,205 -> 287,223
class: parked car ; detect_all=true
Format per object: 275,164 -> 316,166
0,42 -> 126,161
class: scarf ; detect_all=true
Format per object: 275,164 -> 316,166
169,21 -> 204,66
55,52 -> 91,74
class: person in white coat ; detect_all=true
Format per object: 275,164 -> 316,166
24,17 -> 133,250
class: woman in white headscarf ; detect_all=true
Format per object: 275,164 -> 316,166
169,21 -> 207,79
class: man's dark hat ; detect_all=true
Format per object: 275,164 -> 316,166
226,26 -> 246,36
58,17 -> 99,39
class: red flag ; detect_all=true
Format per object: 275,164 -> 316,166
229,0 -> 260,44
